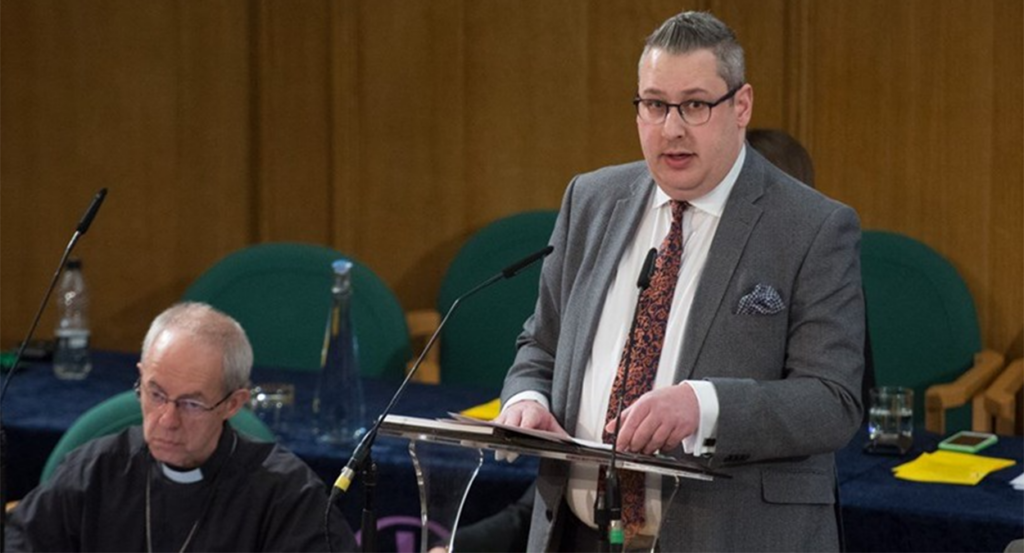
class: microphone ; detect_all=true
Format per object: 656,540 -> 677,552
0,188 -> 109,549
0,188 -> 108,404
76,188 -> 108,235
636,247 -> 657,290
330,245 -> 555,495
324,245 -> 553,552
603,247 -> 658,550
501,246 -> 552,279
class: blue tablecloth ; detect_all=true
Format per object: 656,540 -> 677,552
4,351 -> 1022,551
836,427 -> 1022,552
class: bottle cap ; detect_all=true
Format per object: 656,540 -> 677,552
67,258 -> 83,270
331,259 -> 353,274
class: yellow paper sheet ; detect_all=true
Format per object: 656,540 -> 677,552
459,397 -> 501,421
892,450 -> 1016,485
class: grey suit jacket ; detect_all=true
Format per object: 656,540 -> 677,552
501,148 -> 865,552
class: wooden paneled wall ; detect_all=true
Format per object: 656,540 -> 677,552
2,0 -> 1021,360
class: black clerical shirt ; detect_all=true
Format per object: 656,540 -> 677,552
6,424 -> 356,552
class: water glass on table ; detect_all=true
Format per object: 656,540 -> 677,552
250,382 -> 296,433
867,386 -> 914,455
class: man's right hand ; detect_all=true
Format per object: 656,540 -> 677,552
495,400 -> 569,437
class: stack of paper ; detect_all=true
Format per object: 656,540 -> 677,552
893,450 -> 1016,485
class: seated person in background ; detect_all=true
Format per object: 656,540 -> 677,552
6,302 -> 356,552
746,127 -> 816,187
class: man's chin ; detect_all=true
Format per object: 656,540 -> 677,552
655,180 -> 706,201
652,167 -> 701,194
149,442 -> 188,466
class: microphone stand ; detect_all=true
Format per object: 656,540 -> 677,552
325,245 -> 554,553
0,189 -> 107,552
598,248 -> 657,553
359,459 -> 378,553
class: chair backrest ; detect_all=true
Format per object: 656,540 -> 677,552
861,230 -> 982,431
438,210 -> 559,389
182,242 -> 411,378
40,391 -> 274,484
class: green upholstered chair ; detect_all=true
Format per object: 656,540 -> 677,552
40,390 -> 274,484
436,210 -> 558,390
861,230 -> 1003,434
182,242 -> 412,379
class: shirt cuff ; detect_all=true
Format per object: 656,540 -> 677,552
502,391 -> 551,413
681,380 -> 719,456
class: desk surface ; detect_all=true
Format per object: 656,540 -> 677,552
4,351 -> 1022,552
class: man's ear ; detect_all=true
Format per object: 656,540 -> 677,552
223,388 -> 251,420
734,83 -> 754,127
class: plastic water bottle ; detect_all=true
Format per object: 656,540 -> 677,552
53,258 -> 92,380
313,259 -> 366,445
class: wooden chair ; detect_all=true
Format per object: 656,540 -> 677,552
978,358 -> 1023,435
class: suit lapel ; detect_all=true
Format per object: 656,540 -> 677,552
563,173 -> 654,431
675,152 -> 767,381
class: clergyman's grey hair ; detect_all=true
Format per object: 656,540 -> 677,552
141,302 -> 253,392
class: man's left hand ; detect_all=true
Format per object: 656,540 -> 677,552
604,383 -> 699,455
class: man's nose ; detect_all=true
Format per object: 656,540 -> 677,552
661,107 -> 688,138
157,402 -> 182,427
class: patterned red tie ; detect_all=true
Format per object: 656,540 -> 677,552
602,199 -> 687,537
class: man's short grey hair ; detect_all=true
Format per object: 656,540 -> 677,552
141,302 -> 253,392
641,11 -> 745,90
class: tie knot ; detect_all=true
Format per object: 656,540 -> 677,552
671,200 -> 688,223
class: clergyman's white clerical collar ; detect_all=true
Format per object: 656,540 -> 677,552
160,462 -> 203,484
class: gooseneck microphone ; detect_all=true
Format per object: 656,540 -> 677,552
600,247 -> 657,551
324,244 -> 554,552
500,246 -> 552,279
0,188 -> 108,551
76,188 -> 108,235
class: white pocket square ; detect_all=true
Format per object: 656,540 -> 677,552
737,283 -> 785,315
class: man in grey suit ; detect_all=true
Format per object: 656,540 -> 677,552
497,11 -> 864,552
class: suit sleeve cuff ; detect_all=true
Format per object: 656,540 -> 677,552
681,380 -> 719,456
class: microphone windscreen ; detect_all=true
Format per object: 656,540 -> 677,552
501,245 -> 554,279
76,188 -> 108,235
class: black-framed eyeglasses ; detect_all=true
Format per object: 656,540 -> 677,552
134,379 -> 235,417
633,84 -> 744,126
